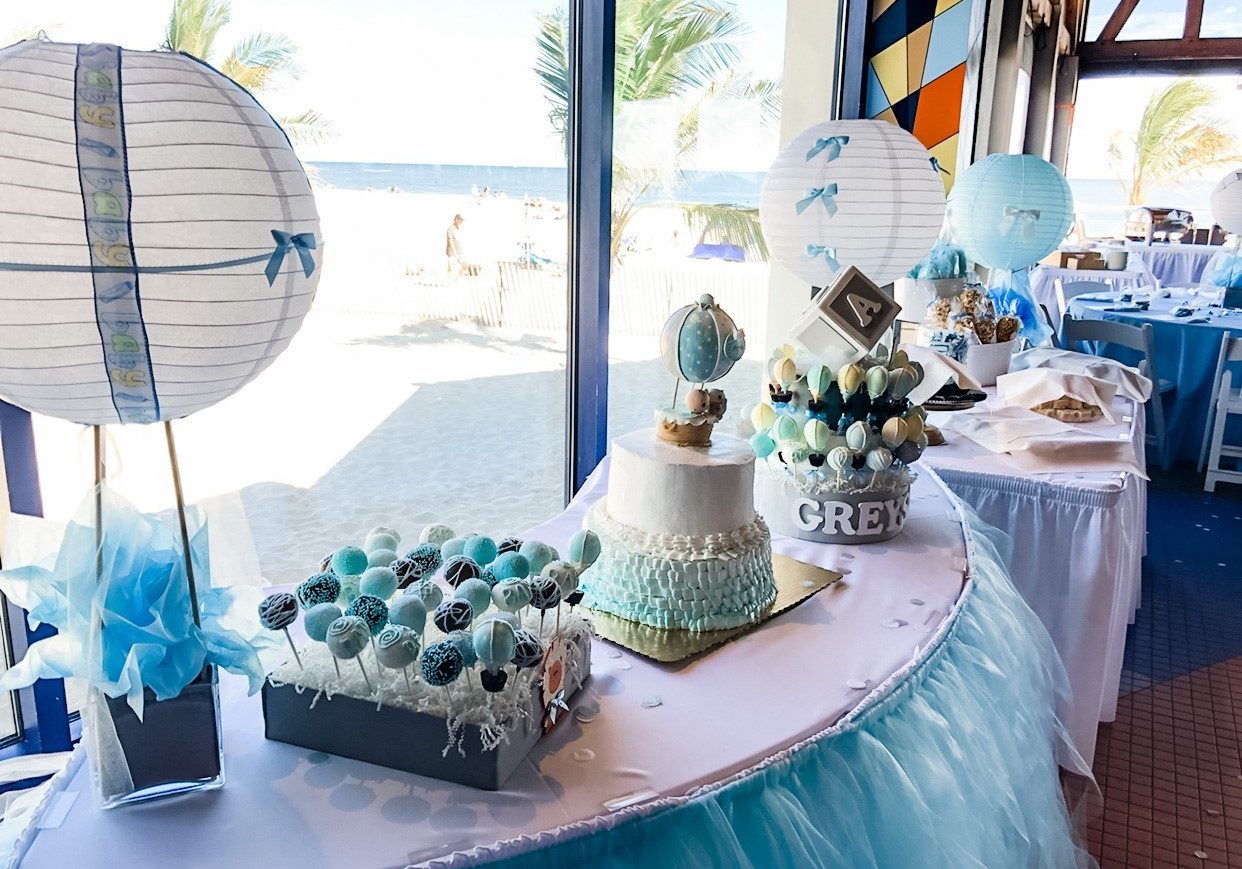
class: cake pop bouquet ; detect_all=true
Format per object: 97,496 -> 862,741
745,344 -> 930,495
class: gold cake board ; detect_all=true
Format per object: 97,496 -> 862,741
584,555 -> 841,663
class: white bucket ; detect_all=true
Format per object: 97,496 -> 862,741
964,339 -> 1015,386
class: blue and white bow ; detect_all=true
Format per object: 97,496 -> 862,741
806,135 -> 849,162
796,184 -> 839,216
806,244 -> 840,270
998,206 -> 1041,240
265,230 -> 318,285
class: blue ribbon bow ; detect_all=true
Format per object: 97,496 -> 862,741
806,135 -> 849,162
265,230 -> 317,285
796,184 -> 839,216
806,244 -> 840,270
998,206 -> 1041,240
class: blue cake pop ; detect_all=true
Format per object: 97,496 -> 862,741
330,546 -> 369,577
375,625 -> 420,669
420,641 -> 464,686
510,629 -> 545,669
404,543 -> 443,577
366,548 -> 398,569
359,566 -> 398,600
491,552 -> 530,581
433,598 -> 473,633
407,578 -> 443,610
473,620 -> 516,673
346,594 -> 389,635
455,578 -> 492,616
326,616 -> 369,659
297,572 -> 341,609
567,530 -> 601,567
442,555 -> 481,588
304,603 -> 343,642
518,540 -> 555,575
463,535 -> 499,566
418,523 -> 455,547
446,630 -> 478,668
492,579 -> 532,613
364,529 -> 400,555
440,536 -> 469,560
479,611 -> 520,629
498,536 -> 523,555
389,596 -> 427,633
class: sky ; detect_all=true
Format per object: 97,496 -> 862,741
6,0 -> 788,168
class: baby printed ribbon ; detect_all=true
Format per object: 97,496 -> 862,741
805,135 -> 849,162
265,230 -> 318,285
796,184 -> 839,216
806,244 -> 840,270
999,206 -> 1041,240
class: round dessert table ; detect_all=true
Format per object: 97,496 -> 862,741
1065,292 -> 1242,465
11,467 -> 1088,868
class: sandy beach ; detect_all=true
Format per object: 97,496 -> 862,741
30,185 -> 769,586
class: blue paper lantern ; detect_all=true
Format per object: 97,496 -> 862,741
947,154 -> 1074,272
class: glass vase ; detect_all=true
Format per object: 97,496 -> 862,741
86,665 -> 224,808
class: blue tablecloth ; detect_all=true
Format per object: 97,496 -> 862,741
1065,295 -> 1241,465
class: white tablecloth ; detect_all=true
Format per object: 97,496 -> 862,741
16,468 -> 973,868
923,393 -> 1146,763
1030,263 -> 1155,332
1128,241 -> 1221,287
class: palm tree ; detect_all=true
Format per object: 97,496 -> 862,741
1107,78 -> 1240,208
536,0 -> 779,263
163,0 -> 331,144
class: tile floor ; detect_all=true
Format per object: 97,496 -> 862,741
1086,469 -> 1242,868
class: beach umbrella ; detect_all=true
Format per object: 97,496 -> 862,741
760,119 -> 946,288
0,39 -> 320,426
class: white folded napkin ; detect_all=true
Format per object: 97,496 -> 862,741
1009,348 -> 1152,402
901,343 -> 983,406
994,369 -> 1119,424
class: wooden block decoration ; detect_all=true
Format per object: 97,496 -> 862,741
790,265 -> 902,354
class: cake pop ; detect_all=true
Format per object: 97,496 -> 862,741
518,540 -> 556,575
463,535 -> 499,566
447,629 -> 479,687
529,576 -> 562,635
455,578 -> 492,616
359,566 -> 398,601
330,546 -> 369,577
490,552 -> 530,581
346,594 -> 389,635
389,596 -> 427,634
473,620 -> 517,694
492,579 -> 532,614
391,556 -> 423,589
408,578 -> 443,610
404,543 -> 443,577
433,598 -> 473,634
511,629 -> 545,669
440,536 -> 469,559
567,530 -> 601,568
442,555 -> 481,588
479,611 -> 521,629
337,574 -> 361,606
304,602 -> 344,677
366,548 -> 398,569
259,592 -> 302,669
420,640 -> 464,686
326,615 -> 372,690
418,523 -> 455,547
296,572 -> 341,609
497,536 -> 523,555
375,625 -> 420,690
364,529 -> 400,555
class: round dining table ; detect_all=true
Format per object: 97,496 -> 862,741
1127,242 -> 1222,288
1065,291 -> 1241,465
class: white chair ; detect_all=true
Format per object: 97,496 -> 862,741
1038,304 -> 1060,348
1198,331 -> 1242,492
1063,315 -> 1174,470
1054,277 -> 1109,318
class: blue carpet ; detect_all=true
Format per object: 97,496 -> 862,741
1120,467 -> 1242,690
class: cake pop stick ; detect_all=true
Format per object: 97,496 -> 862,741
259,593 -> 303,670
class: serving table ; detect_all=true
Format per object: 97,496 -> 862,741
10,464 -> 1087,868
1127,241 -> 1221,288
924,391 -> 1146,763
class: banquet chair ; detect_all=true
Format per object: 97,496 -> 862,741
1054,278 -> 1107,316
1038,304 -> 1060,348
1198,332 -> 1242,492
1062,315 -> 1174,470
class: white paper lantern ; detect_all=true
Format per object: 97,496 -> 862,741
760,120 -> 946,288
0,40 -> 321,425
1211,169 -> 1242,235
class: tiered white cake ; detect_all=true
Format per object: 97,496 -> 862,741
580,429 -> 776,631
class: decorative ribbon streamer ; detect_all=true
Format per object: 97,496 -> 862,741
930,157 -> 950,176
999,206 -> 1041,240
805,135 -> 849,162
806,244 -> 840,271
796,184 -> 839,217
264,230 -> 318,285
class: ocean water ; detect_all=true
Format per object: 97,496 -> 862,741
310,162 -> 1221,238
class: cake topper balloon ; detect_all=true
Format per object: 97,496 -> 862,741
656,294 -> 746,446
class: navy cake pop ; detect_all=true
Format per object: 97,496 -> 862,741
391,556 -> 423,589
433,598 -> 473,634
346,594 -> 389,635
404,543 -> 443,577
259,592 -> 303,669
297,572 -> 340,609
511,629 -> 545,669
497,536 -> 523,555
420,640 -> 464,686
442,555 -> 481,588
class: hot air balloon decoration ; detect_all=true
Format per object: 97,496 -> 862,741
656,294 -> 746,446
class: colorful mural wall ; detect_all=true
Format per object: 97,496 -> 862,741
863,0 -> 975,192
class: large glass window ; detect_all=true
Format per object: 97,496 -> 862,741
17,0 -> 570,593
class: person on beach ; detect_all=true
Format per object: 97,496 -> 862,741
446,214 -> 465,278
